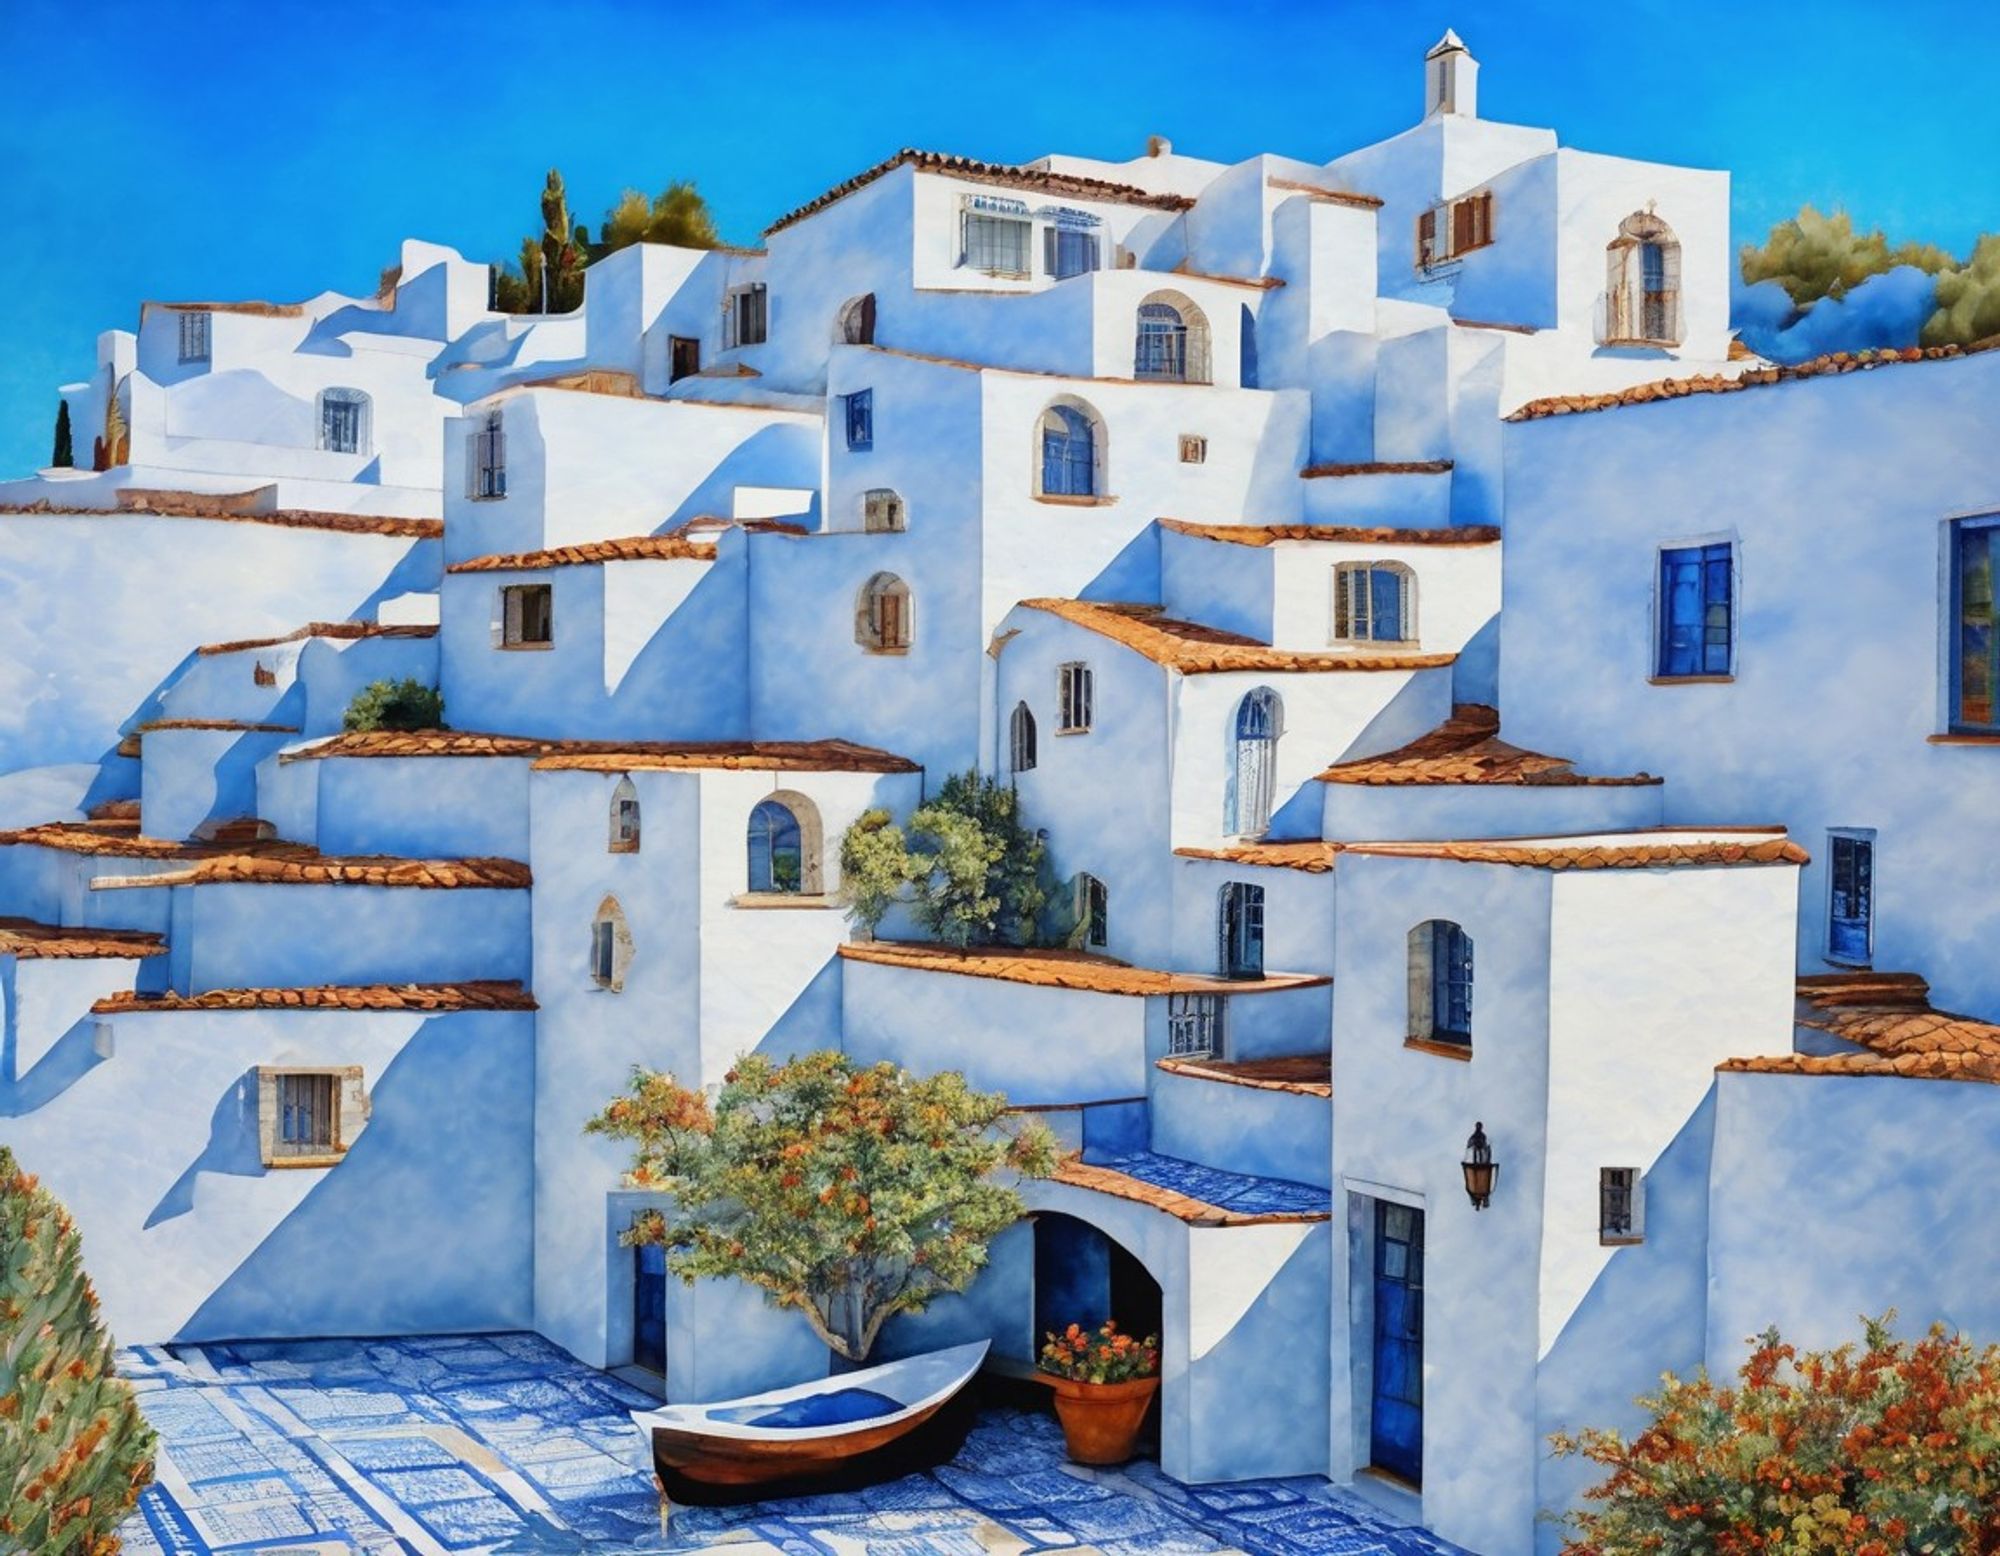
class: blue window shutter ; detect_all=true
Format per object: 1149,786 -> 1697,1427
1659,548 -> 1701,676
1702,543 -> 1733,674
1371,568 -> 1403,642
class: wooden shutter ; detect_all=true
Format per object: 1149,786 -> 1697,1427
1452,199 -> 1475,256
501,587 -> 521,646
1417,208 -> 1437,267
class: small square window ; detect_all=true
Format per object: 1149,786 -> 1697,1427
845,390 -> 874,451
500,583 -> 554,648
1167,993 -> 1226,1059
1179,435 -> 1207,464
258,1066 -> 363,1167
1599,1167 -> 1644,1244
178,310 -> 211,363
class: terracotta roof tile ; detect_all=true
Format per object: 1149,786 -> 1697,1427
1173,841 -> 1341,873
196,622 -> 438,656
1020,599 -> 1456,676
1049,1157 -> 1329,1226
0,917 -> 166,960
838,940 -> 1328,997
86,800 -> 141,822
1160,519 -> 1499,548
1300,461 -> 1453,478
1341,831 -> 1807,870
446,536 -> 718,573
1264,177 -> 1384,210
92,981 -> 538,1015
90,854 -> 531,891
1318,704 -> 1660,787
134,719 -> 300,734
1508,339 -> 2000,422
765,149 -> 1195,236
0,822 -> 311,861
1156,1053 -> 1331,1097
277,730 -> 918,773
1720,973 -> 2000,1085
0,493 -> 440,538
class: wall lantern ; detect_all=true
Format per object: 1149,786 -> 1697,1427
1462,1121 -> 1497,1211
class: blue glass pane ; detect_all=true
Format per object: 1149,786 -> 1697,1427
1371,569 -> 1403,641
747,801 -> 803,893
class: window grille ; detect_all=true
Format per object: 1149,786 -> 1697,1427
1656,542 -> 1733,677
1167,994 -> 1225,1059
1058,662 -> 1093,732
467,411 -> 506,499
319,390 -> 367,455
1218,882 -> 1265,980
1231,688 -> 1282,836
1009,702 -> 1037,773
275,1072 -> 338,1157
177,310 -> 211,363
962,197 -> 1032,275
1045,225 -> 1101,280
845,389 -> 874,450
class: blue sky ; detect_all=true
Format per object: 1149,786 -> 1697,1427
1,0 -> 1992,478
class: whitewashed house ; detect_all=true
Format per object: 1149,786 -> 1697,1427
2,35 -> 1995,1556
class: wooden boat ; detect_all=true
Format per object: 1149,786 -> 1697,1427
631,1339 -> 988,1499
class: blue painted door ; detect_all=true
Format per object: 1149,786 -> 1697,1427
633,1243 -> 667,1376
1371,1201 -> 1424,1485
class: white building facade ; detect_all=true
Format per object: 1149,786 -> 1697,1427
2,37 -> 1995,1556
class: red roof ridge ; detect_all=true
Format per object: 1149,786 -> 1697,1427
90,854 -> 531,891
1342,831 -> 1806,870
0,494 -> 439,538
92,981 -> 539,1014
1172,840 -> 1341,873
447,535 -> 719,572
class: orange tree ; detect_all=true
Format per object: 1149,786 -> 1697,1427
587,1052 -> 1059,1362
1550,1314 -> 2000,1555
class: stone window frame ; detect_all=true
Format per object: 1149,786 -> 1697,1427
497,582 -> 554,650
591,895 -> 635,991
257,1065 -> 368,1170
609,777 -> 642,855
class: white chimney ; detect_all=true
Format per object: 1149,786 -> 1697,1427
1425,30 -> 1478,119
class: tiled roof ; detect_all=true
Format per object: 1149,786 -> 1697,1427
0,494 -> 440,538
92,981 -> 538,1015
1508,339 -> 2000,422
1019,599 -> 1456,676
278,730 -> 919,773
1051,1153 -> 1331,1226
765,148 -> 1196,236
838,940 -> 1329,997
0,917 -> 166,960
197,622 -> 438,656
87,799 -> 141,822
91,854 -> 531,891
446,536 -> 718,572
0,822 -> 308,860
1156,1053 -> 1331,1096
1300,460 -> 1453,478
1719,973 -> 2000,1085
1159,519 -> 1499,548
134,719 -> 301,734
1172,840 -> 1341,873
1264,177 -> 1384,210
1318,704 -> 1661,787
532,740 -> 919,774
1341,830 -> 1807,870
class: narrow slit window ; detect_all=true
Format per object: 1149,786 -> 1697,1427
1599,1168 -> 1644,1243
1058,662 -> 1093,732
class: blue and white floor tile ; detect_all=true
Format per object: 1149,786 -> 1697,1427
115,1335 -> 1468,1556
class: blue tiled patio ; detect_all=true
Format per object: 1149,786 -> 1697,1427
115,1334 -> 1470,1556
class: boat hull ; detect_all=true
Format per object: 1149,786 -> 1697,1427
652,1395 -> 947,1486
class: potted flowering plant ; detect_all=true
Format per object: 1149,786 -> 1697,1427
1037,1320 -> 1161,1465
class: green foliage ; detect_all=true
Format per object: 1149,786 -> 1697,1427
1550,1313 -> 2000,1555
1924,233 -> 2000,349
587,1053 -> 1059,1361
341,678 -> 445,733
1,1146 -> 156,1556
1741,205 -> 1954,308
835,772 -> 1048,946
597,181 -> 721,255
51,400 -> 73,469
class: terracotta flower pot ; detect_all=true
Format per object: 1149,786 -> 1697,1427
1045,1373 -> 1160,1466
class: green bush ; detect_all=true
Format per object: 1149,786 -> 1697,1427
0,1146 -> 156,1555
1741,205 -> 1953,308
341,678 -> 445,732
1925,233 -> 2000,348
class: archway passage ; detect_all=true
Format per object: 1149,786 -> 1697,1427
1033,1212 -> 1164,1450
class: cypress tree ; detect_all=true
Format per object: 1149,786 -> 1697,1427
0,1147 -> 156,1555
51,400 -> 73,468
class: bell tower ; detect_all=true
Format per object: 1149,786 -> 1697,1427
1425,29 -> 1479,119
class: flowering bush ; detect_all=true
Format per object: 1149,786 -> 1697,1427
587,1052 -> 1058,1362
1549,1314 -> 2000,1555
1038,1321 -> 1161,1386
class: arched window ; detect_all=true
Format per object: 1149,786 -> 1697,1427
836,293 -> 877,346
1407,920 -> 1473,1048
1605,212 -> 1683,346
1219,882 -> 1265,980
591,896 -> 634,991
1134,291 -> 1211,383
863,488 -> 906,533
1333,562 -> 1416,645
608,777 -> 641,854
747,794 -> 824,895
1076,873 -> 1109,950
1230,688 -> 1284,837
855,572 -> 912,652
1009,701 -> 1037,774
1038,401 -> 1101,498
317,388 -> 371,455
